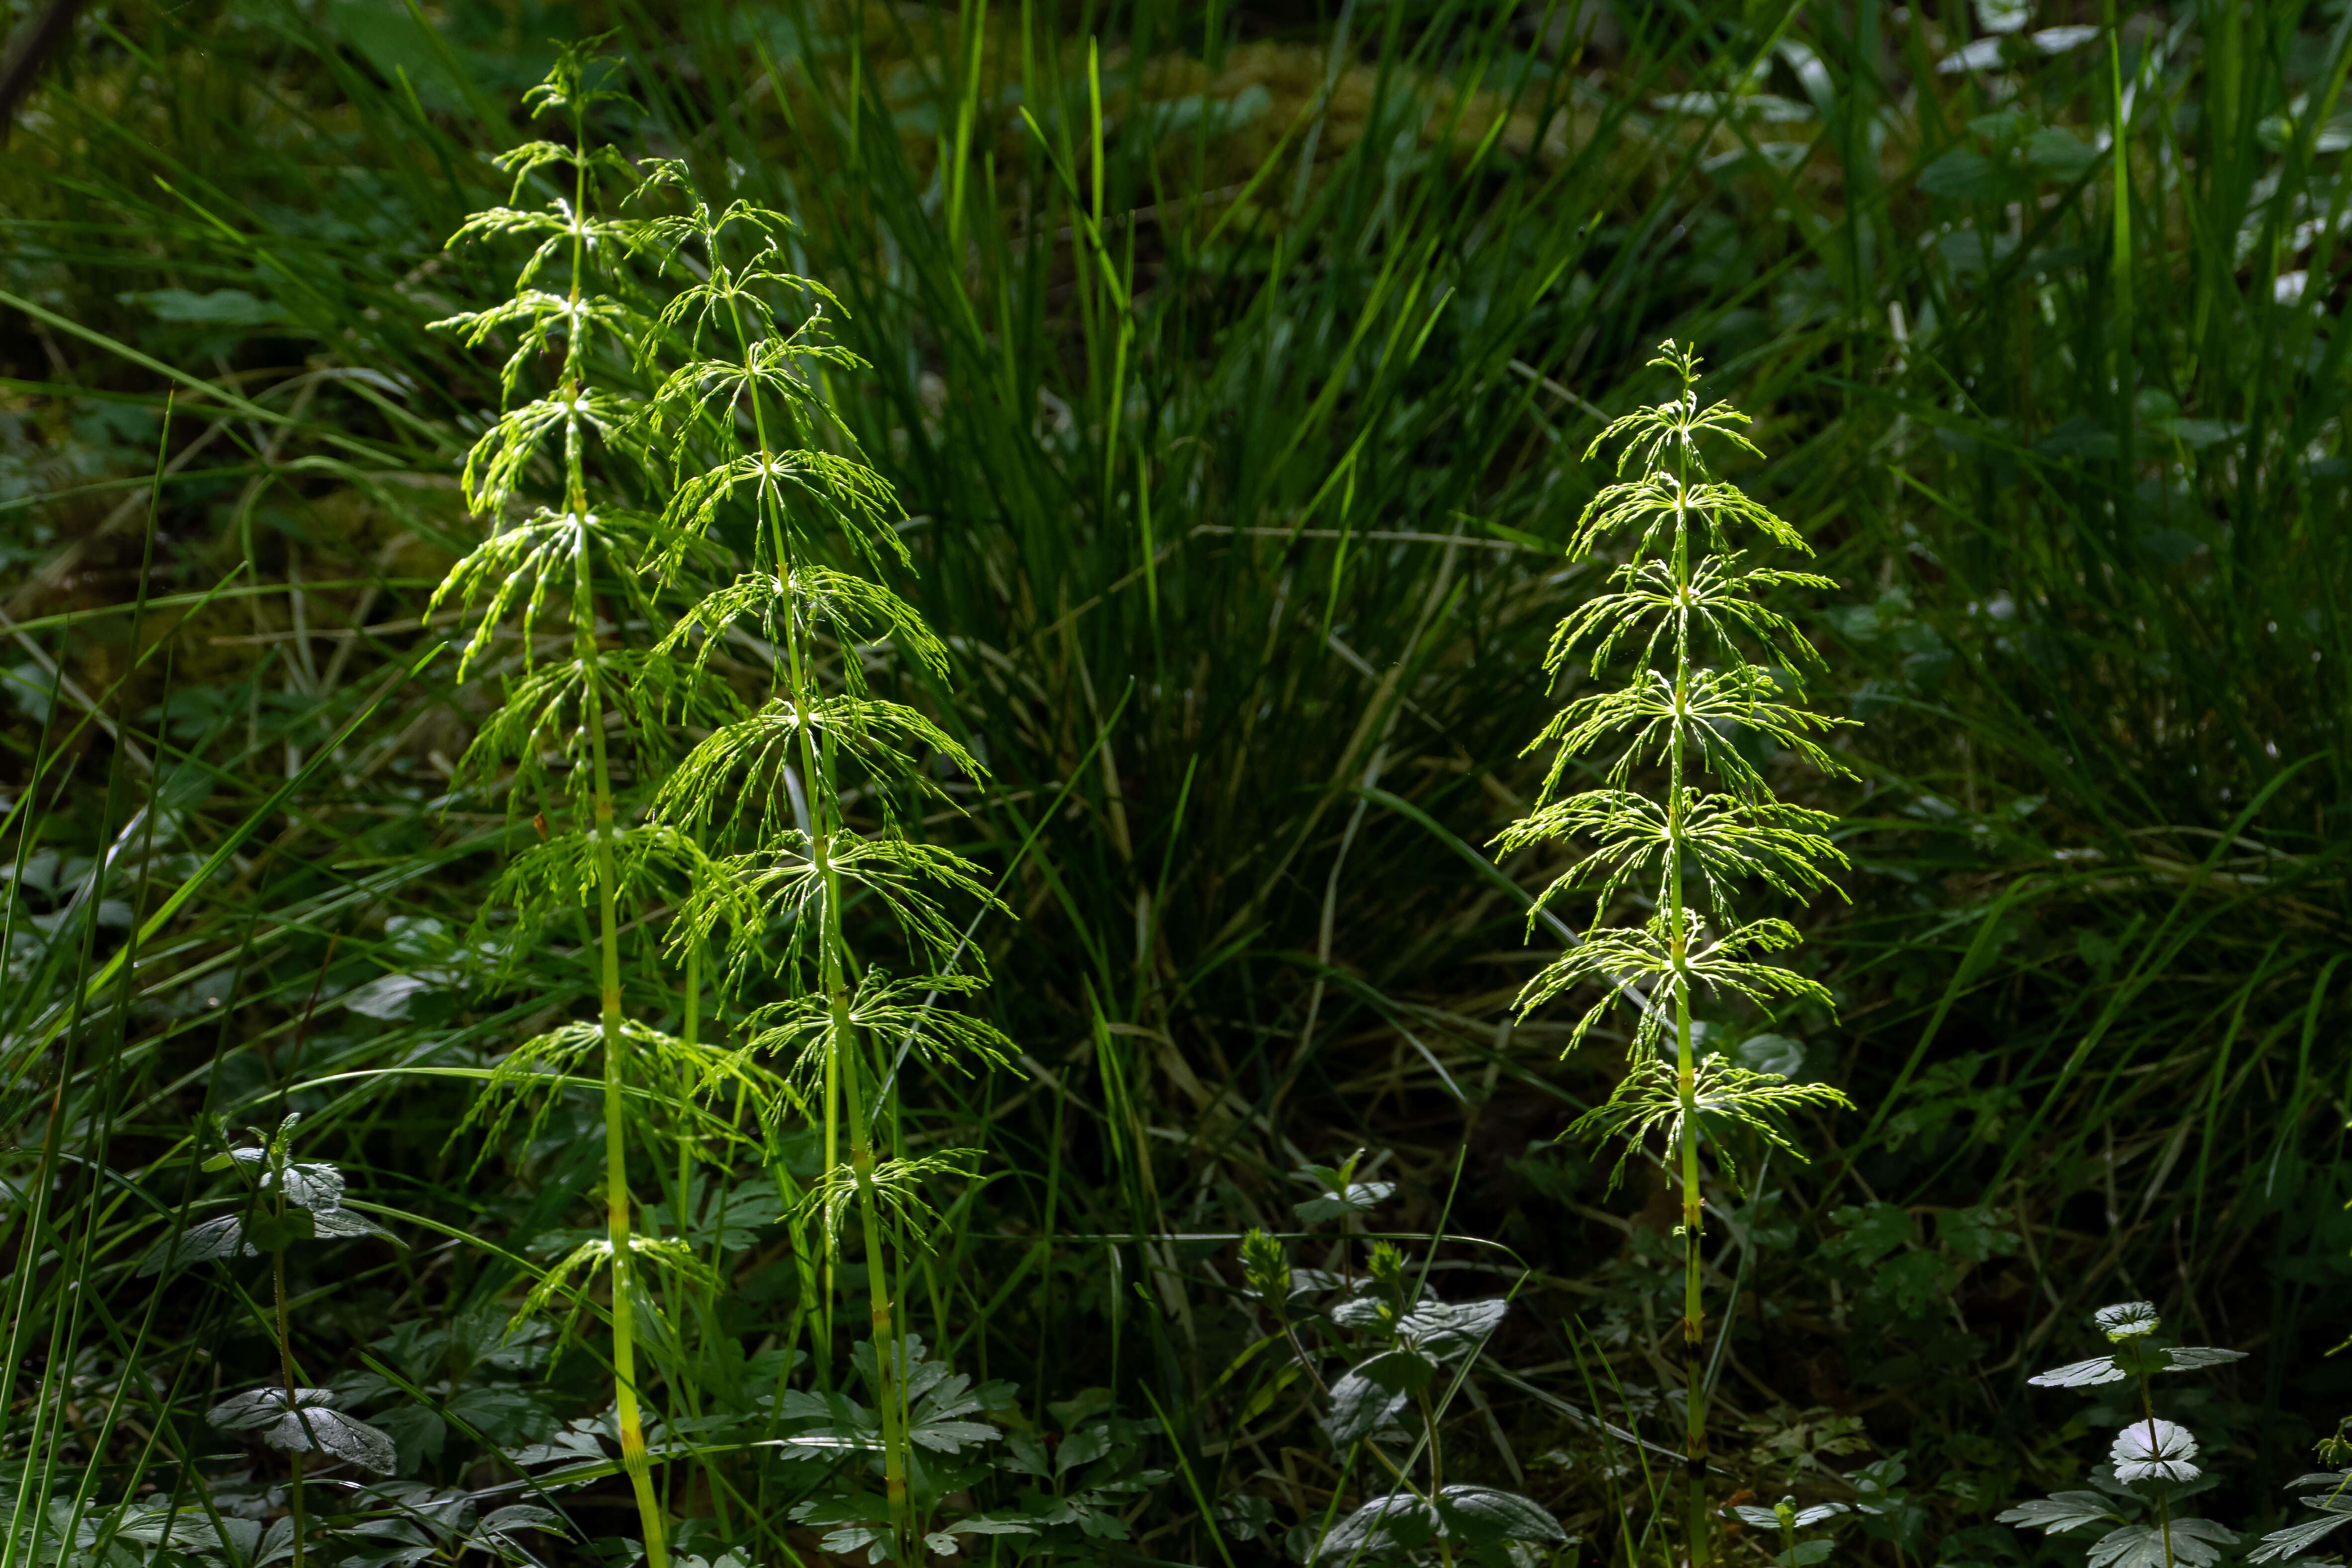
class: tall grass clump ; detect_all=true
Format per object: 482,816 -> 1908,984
1496,342 -> 1858,1566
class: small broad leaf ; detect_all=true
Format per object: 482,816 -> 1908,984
2088,1518 -> 2234,1568
341,973 -> 440,1020
503,1428 -> 604,1468
1322,1365 -> 1411,1445
139,1214 -> 250,1275
205,1386 -> 396,1473
2163,1346 -> 2247,1372
1054,1423 -> 1112,1472
122,288 -> 287,327
1399,1298 -> 1510,1356
998,1431 -> 1049,1476
1730,1505 -> 1784,1528
2251,1512 -> 2352,1563
1783,1543 -> 1835,1566
1293,1181 -> 1396,1223
1998,1491 -> 2120,1535
936,1518 -> 1035,1544
1328,1293 -> 1399,1330
311,1205 -> 395,1243
1317,1494 -> 1438,1560
1790,1504 -> 1853,1529
1216,1495 -> 1276,1542
913,1417 -> 1002,1455
1432,1486 -> 1569,1547
475,1506 -> 566,1539
2028,1355 -> 2126,1388
2111,1419 -> 2200,1484
268,1407 -> 398,1473
209,1386 -> 338,1432
269,1162 -> 345,1211
244,1208 -> 317,1253
1351,1348 -> 1441,1394
1734,1033 -> 1805,1077
2094,1302 -> 2160,1340
256,1518 -> 299,1568
2287,1470 -> 2352,1491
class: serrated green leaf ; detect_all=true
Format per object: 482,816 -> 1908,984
1997,1491 -> 2120,1535
2027,1356 -> 2126,1388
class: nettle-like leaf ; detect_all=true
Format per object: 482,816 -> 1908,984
137,1213 -> 252,1274
1292,1179 -> 1396,1223
1322,1350 -> 1439,1444
2111,1419 -> 2201,1484
1998,1491 -> 2124,1535
2096,1301 -> 2162,1339
2087,1518 -> 2236,1568
2028,1355 -> 2131,1388
2250,1502 -> 2352,1563
1397,1298 -> 1511,1356
1317,1485 -> 1567,1561
207,1387 -> 397,1475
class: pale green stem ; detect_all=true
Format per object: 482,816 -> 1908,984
718,253 -> 911,1549
1668,399 -> 1710,1568
2137,1366 -> 2174,1568
562,104 -> 667,1568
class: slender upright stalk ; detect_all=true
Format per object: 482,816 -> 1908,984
560,93 -> 665,1568
723,272 -> 912,1548
2134,1365 -> 2175,1568
1667,452 -> 1710,1568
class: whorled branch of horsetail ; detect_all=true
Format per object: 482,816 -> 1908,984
630,184 -> 1005,1553
425,46 -> 672,1568
1495,342 -> 1859,1568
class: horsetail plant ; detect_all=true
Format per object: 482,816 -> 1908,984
629,170 -> 1014,1562
1496,342 -> 1859,1568
426,45 -> 702,1568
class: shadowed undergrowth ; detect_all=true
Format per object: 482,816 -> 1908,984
2,2 -> 2348,1566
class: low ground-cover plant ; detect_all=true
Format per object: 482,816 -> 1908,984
1220,1158 -> 1567,1568
1997,1299 -> 2275,1568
